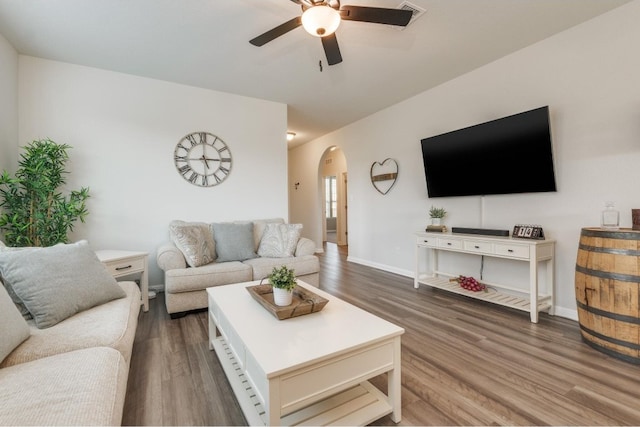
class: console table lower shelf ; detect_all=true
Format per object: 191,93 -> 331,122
210,336 -> 393,426
417,275 -> 553,315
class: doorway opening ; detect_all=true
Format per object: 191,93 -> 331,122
320,146 -> 347,248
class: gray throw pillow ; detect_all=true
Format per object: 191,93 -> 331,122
0,284 -> 30,363
169,220 -> 216,267
0,245 -> 37,320
257,223 -> 303,258
0,240 -> 126,329
210,222 -> 257,262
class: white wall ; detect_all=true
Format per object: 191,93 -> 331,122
288,1 -> 640,320
0,32 -> 18,173
18,56 -> 288,286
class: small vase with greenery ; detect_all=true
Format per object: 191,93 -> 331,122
429,206 -> 447,225
0,139 -> 90,247
268,265 -> 297,306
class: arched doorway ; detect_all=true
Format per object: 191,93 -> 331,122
320,146 -> 347,247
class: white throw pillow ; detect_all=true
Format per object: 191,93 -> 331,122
257,223 -> 302,258
169,220 -> 216,267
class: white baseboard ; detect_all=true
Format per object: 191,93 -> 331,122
149,284 -> 165,293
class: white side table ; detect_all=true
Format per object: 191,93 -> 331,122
95,250 -> 149,312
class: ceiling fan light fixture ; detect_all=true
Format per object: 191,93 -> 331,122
301,5 -> 341,37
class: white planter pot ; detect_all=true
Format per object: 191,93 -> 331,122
431,218 -> 442,226
273,287 -> 293,306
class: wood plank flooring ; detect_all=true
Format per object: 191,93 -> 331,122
122,243 -> 640,426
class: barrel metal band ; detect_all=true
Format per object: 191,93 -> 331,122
580,335 -> 640,364
576,300 -> 640,325
575,264 -> 640,283
578,243 -> 640,257
580,323 -> 640,351
581,228 -> 640,240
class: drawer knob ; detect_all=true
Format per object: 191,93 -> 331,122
116,264 -> 133,271
474,245 -> 480,249
508,249 -> 514,253
447,242 -> 452,246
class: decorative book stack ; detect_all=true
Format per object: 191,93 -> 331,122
425,225 -> 447,233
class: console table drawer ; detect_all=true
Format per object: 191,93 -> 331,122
416,236 -> 437,247
495,243 -> 530,259
463,240 -> 493,254
437,238 -> 463,250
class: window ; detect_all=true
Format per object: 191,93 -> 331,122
325,176 -> 337,218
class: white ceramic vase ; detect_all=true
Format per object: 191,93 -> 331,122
273,287 -> 293,306
431,218 -> 442,226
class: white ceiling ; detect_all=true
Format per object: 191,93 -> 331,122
0,0 -> 631,147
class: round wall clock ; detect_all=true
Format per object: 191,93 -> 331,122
174,131 -> 232,187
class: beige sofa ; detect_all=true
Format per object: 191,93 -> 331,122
0,241 -> 140,426
157,218 -> 320,316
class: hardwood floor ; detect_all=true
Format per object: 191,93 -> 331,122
122,243 -> 640,426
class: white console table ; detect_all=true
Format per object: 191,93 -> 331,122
414,232 -> 555,323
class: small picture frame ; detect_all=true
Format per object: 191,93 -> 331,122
512,224 -> 545,240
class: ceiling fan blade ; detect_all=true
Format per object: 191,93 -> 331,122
339,5 -> 413,26
249,16 -> 302,47
321,33 -> 342,66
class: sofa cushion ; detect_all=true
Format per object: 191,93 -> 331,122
169,220 -> 216,267
257,223 -> 303,258
0,347 -> 128,426
0,285 -> 30,364
1,281 -> 140,368
211,222 -> 257,262
165,261 -> 252,294
0,240 -> 126,329
243,254 -> 320,282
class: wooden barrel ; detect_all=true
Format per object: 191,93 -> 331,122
575,227 -> 640,364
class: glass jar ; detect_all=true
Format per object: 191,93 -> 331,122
601,201 -> 620,230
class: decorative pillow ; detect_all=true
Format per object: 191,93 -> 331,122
210,222 -> 257,262
0,245 -> 37,320
0,240 -> 126,329
258,223 -> 303,258
169,220 -> 216,267
252,218 -> 285,251
0,284 -> 30,364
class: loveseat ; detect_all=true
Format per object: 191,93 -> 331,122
0,240 -> 140,426
157,218 -> 320,316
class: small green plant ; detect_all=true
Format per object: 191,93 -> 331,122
268,265 -> 297,291
0,139 -> 90,247
429,206 -> 447,219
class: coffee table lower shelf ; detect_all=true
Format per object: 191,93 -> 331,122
211,336 -> 393,426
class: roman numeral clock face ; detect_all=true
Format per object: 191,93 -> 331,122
174,132 -> 232,187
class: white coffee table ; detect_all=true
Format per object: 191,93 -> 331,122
207,280 -> 404,426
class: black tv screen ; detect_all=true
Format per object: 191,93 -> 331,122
420,106 -> 557,198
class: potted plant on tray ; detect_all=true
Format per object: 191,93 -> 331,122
429,206 -> 447,226
268,265 -> 297,306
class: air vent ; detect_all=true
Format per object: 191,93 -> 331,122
397,1 -> 426,27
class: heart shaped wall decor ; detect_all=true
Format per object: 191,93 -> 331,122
370,158 -> 399,195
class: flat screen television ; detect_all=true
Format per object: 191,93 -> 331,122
420,106 -> 557,198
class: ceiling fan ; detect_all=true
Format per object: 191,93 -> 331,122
249,0 -> 413,66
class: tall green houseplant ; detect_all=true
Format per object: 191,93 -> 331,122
0,139 -> 90,247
